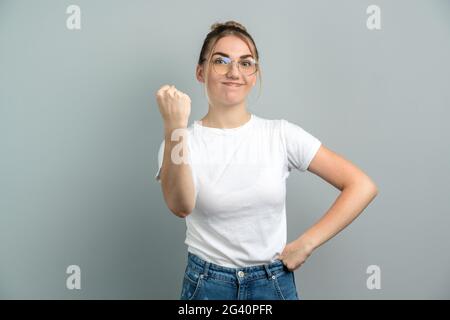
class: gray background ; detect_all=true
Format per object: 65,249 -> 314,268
1,0 -> 449,299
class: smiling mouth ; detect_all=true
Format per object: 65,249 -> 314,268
223,83 -> 243,87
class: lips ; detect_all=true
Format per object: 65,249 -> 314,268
223,82 -> 243,87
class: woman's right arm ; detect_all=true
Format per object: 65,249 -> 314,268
156,85 -> 195,218
159,125 -> 196,218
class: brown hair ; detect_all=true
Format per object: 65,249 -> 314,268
197,21 -> 262,103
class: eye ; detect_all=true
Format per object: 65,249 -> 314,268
213,58 -> 228,64
240,60 -> 253,67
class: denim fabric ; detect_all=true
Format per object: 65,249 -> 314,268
180,252 -> 300,300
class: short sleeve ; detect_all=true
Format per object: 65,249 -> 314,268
155,140 -> 165,182
281,119 -> 322,172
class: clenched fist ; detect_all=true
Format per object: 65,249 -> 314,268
156,85 -> 191,130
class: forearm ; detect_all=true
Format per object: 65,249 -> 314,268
297,177 -> 378,251
160,127 -> 196,218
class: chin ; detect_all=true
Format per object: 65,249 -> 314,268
222,93 -> 247,102
222,99 -> 245,107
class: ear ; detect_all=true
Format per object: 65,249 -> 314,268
196,64 -> 205,83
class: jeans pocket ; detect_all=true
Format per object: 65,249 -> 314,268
273,271 -> 298,300
180,267 -> 203,300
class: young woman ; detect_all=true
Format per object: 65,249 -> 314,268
155,21 -> 378,300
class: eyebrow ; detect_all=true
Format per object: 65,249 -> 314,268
211,52 -> 254,59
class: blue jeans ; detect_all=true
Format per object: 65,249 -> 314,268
180,252 -> 300,300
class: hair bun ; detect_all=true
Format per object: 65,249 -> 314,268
210,20 -> 247,32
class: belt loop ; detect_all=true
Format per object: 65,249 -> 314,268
203,261 -> 210,279
263,264 -> 273,280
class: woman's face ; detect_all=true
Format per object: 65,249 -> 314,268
197,35 -> 257,107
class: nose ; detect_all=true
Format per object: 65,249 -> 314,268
226,61 -> 240,78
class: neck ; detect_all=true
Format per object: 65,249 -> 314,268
200,102 -> 251,129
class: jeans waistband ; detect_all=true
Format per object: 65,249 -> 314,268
187,252 -> 286,282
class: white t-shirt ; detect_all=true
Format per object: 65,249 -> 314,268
155,113 -> 321,268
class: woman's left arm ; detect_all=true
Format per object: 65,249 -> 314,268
278,144 -> 379,271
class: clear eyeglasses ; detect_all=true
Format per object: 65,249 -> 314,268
210,55 -> 258,76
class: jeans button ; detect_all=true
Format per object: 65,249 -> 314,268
238,271 -> 245,278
